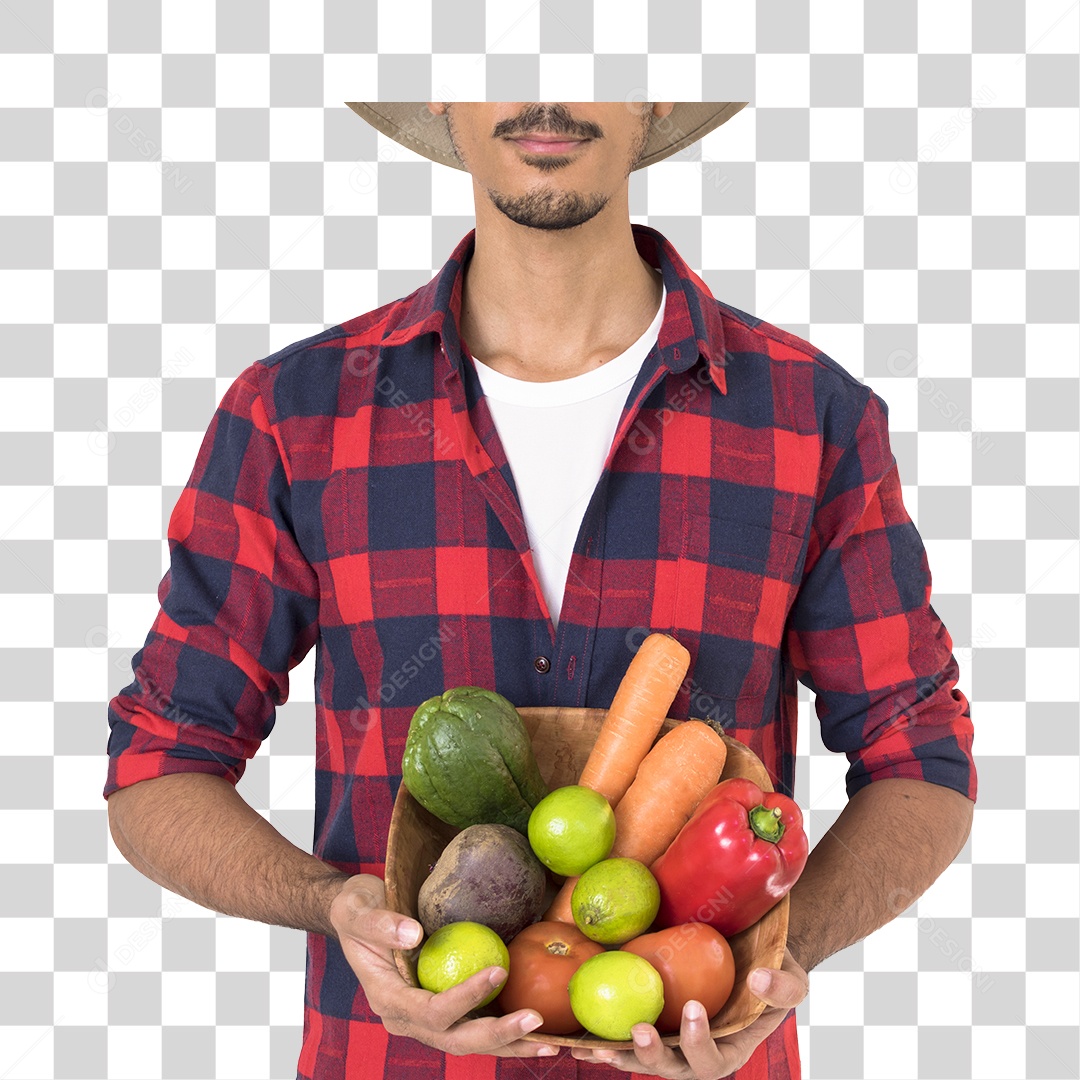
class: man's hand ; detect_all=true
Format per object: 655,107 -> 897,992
570,947 -> 807,1078
329,874 -> 559,1058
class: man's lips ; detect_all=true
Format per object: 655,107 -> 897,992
510,136 -> 590,154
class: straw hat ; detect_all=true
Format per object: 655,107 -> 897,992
344,101 -> 748,172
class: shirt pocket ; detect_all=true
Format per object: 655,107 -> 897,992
667,511 -> 806,704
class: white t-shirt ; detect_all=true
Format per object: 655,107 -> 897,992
471,279 -> 667,628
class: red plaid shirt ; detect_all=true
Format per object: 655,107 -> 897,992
104,223 -> 976,1080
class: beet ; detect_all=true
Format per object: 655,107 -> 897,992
418,823 -> 547,943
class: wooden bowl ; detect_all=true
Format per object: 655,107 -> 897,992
384,707 -> 789,1050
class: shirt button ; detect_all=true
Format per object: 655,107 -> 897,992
534,656 -> 551,674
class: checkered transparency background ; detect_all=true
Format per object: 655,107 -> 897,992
2,1 -> 1079,1078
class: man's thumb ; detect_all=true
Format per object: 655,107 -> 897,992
334,878 -> 422,949
747,967 -> 806,1009
389,917 -> 423,948
344,906 -> 421,949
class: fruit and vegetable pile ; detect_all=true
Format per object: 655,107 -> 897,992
398,633 -> 809,1042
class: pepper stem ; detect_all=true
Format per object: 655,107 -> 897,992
749,804 -> 785,843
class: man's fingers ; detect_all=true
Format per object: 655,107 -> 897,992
625,1022 -> 682,1073
424,966 -> 511,1031
442,1010 -> 551,1057
424,968 -> 555,1055
678,999 -> 729,1077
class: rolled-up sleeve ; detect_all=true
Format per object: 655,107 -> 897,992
103,362 -> 320,798
784,386 -> 976,803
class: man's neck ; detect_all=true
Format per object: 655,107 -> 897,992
458,211 -> 664,383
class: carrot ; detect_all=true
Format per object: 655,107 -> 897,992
577,632 -> 691,807
544,876 -> 577,923
544,633 -> 692,924
611,719 -> 728,865
544,721 -> 727,922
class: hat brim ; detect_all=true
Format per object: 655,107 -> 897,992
344,102 -> 749,172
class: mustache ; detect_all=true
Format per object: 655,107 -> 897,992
491,104 -> 604,141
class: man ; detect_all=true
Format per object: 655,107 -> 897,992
104,102 -> 976,1080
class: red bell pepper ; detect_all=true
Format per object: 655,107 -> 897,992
651,776 -> 808,937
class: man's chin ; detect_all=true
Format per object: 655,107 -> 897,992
488,192 -> 609,232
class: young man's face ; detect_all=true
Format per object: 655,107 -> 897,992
425,101 -> 675,231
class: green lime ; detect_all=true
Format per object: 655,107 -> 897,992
571,858 -> 660,946
527,785 -> 616,876
415,921 -> 509,1007
568,950 -> 664,1040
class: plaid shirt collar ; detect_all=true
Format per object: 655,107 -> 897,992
379,221 -> 729,396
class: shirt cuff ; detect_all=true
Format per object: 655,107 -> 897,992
103,711 -> 247,799
844,688 -> 977,803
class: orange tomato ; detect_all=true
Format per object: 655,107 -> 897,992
620,922 -> 735,1033
497,921 -> 606,1035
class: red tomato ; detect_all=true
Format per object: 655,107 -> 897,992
497,921 -> 606,1034
620,923 -> 735,1033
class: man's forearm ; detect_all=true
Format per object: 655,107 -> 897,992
784,777 -> 974,973
107,772 -> 351,937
